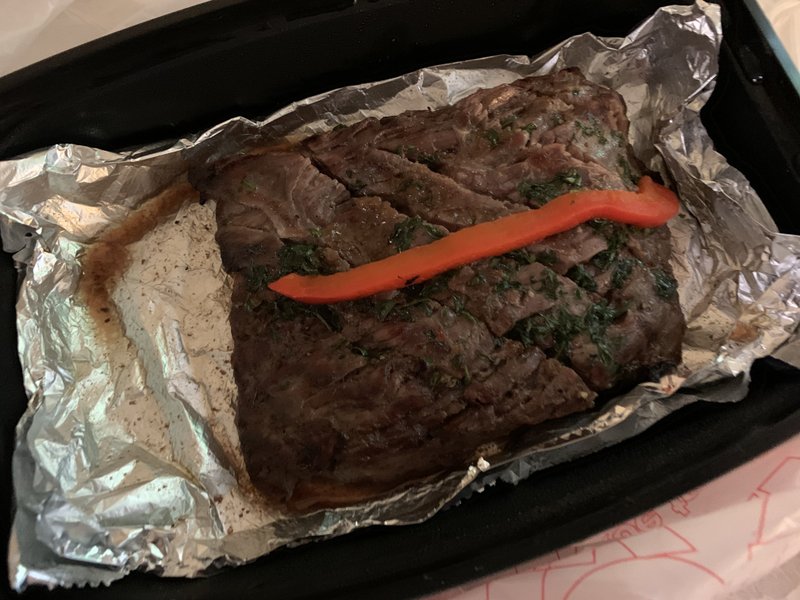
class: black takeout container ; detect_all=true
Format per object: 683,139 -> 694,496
1,1 -> 800,598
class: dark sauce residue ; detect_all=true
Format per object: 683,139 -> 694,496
80,179 -> 198,339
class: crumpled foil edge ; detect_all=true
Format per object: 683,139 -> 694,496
1,0 -> 799,591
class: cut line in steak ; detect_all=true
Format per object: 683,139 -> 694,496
195,68 -> 686,511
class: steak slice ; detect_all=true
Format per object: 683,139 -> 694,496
198,69 -> 685,510
310,145 -> 519,230
205,151 -> 350,271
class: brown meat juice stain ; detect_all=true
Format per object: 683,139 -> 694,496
79,177 -> 263,506
80,178 -> 198,341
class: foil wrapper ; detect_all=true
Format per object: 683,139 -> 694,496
2,1 -> 799,591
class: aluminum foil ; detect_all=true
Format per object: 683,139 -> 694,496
2,1 -> 799,591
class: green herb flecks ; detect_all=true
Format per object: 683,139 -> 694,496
517,168 -> 583,205
494,276 -> 524,294
374,299 -> 397,321
522,122 -> 538,133
535,249 -> 558,266
538,268 -> 561,300
468,272 -> 488,287
451,354 -> 472,385
241,176 -> 258,192
277,242 -> 330,277
510,300 -> 620,366
451,294 -> 479,323
350,343 -> 388,360
376,271 -> 454,320
408,271 -> 453,300
567,264 -> 597,292
396,145 -> 445,170
618,156 -> 636,187
500,115 -> 517,129
389,216 -> 445,252
244,242 -> 330,295
611,258 -> 636,289
652,268 -> 678,299
575,117 -> 608,145
245,265 -> 273,293
269,296 -> 342,332
507,248 -> 535,265
588,220 -> 630,270
591,249 -> 616,270
483,128 -> 501,148
426,369 -> 443,389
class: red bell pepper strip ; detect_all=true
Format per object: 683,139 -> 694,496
268,176 -> 679,304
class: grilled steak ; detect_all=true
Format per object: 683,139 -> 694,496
196,68 -> 685,511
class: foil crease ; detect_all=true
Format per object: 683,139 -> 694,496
1,1 -> 799,590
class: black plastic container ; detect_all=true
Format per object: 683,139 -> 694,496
1,1 -> 800,598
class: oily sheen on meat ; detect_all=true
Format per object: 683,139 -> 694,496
195,68 -> 686,511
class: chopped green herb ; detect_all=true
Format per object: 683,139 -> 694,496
389,216 -> 445,252
584,302 -> 620,365
277,242 -> 329,277
588,220 -> 630,263
575,117 -> 608,144
245,265 -> 273,292
618,156 -> 636,187
522,122 -> 538,133
450,294 -> 479,324
241,177 -> 258,192
536,249 -> 558,266
500,115 -> 517,129
652,268 -> 678,299
483,128 -> 501,148
427,370 -> 443,388
244,296 -> 261,312
611,258 -> 636,289
567,264 -> 597,292
451,354 -> 472,384
539,268 -> 561,300
510,300 -> 620,366
396,145 -> 444,169
489,256 -> 516,272
507,249 -> 535,265
350,344 -> 387,360
561,170 -> 582,186
350,344 -> 369,357
411,271 -> 453,298
269,297 -> 342,332
375,300 -> 396,321
309,227 -> 322,239
494,276 -> 524,293
417,151 -> 443,169
468,272 -> 488,287
591,249 -> 616,270
517,168 -> 583,205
